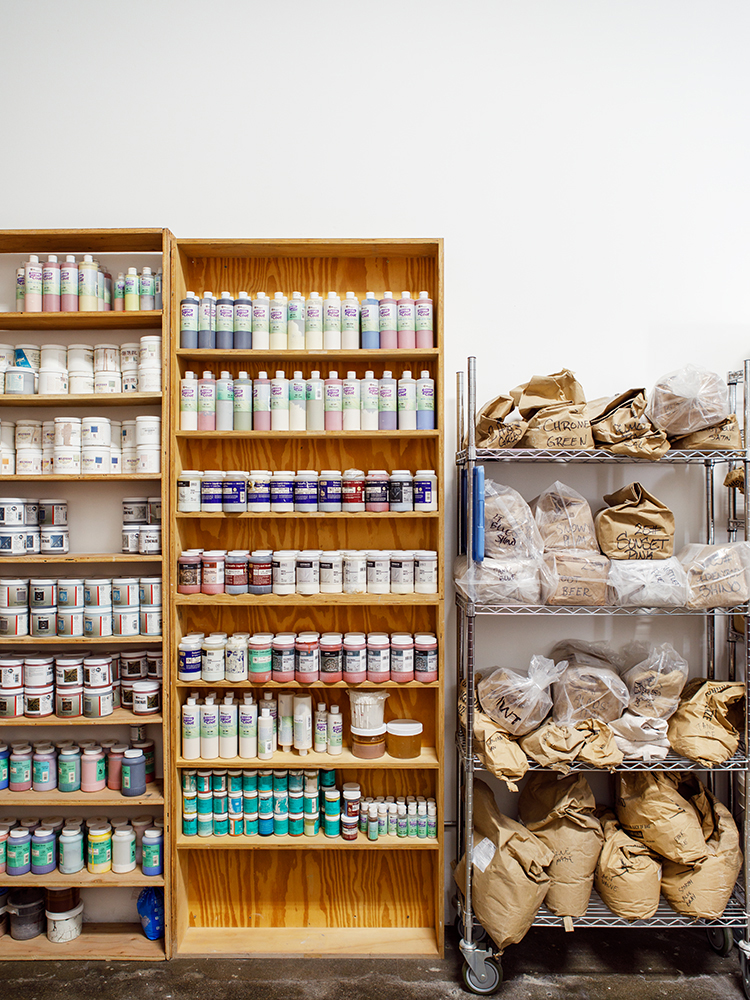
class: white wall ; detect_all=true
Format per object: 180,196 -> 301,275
2,0 -> 750,915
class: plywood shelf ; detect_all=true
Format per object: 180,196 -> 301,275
0,866 -> 164,887
175,510 -> 439,520
176,747 -> 439,768
0,393 -> 162,407
0,708 -> 162,727
0,474 -> 161,481
0,311 -> 163,330
0,922 -> 165,961
177,925 -> 440,959
175,679 -> 439,689
0,552 -> 162,564
176,348 -> 439,361
177,832 -> 438,850
176,429 -> 438,440
175,593 -> 440,607
0,635 -> 162,645
0,782 -> 162,807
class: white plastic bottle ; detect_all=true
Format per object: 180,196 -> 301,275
324,370 -> 343,431
361,370 -> 380,431
415,291 -> 434,348
305,292 -> 323,350
233,371 -> 253,431
341,291 -> 360,349
287,291 -> 305,348
180,371 -> 198,430
327,705 -> 343,755
397,291 -> 416,349
23,255 -> 42,312
269,291 -> 288,350
293,693 -> 313,756
258,707 -> 274,760
397,370 -> 417,430
262,692 -> 278,751
289,371 -> 307,430
343,371 -> 361,430
154,267 -> 163,310
416,370 -> 435,430
123,266 -> 140,311
306,370 -> 325,431
253,371 -> 272,431
216,371 -> 235,431
378,371 -> 398,431
239,696 -> 258,758
270,370 -> 290,431
42,255 -> 61,312
200,696 -> 219,759
140,267 -> 155,310
182,696 -> 200,760
252,292 -> 271,349
197,371 -> 217,431
314,702 -> 328,753
278,691 -> 294,751
219,695 -> 238,759
323,292 -> 342,350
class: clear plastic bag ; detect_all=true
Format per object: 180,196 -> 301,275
553,664 -> 629,725
454,554 -> 555,605
483,481 -> 544,560
676,542 -> 750,608
620,642 -> 689,719
646,364 -> 730,437
531,480 -> 598,552
607,557 -> 689,607
551,638 -> 622,672
477,655 -> 569,736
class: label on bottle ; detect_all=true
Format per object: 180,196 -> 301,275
397,303 -> 415,329
296,647 -> 318,673
220,710 -> 237,738
270,480 -> 293,505
142,842 -> 161,869
234,303 -> 252,331
379,302 -> 397,328
389,479 -> 413,505
198,385 -> 215,414
42,266 -> 60,294
342,384 -> 360,410
200,707 -> 218,738
296,559 -> 318,585
59,759 -> 78,786
414,481 -> 433,504
294,481 -> 317,504
321,650 -> 342,675
183,712 -> 199,740
60,266 -> 77,296
319,478 -> 342,504
415,648 -> 437,675
239,708 -> 258,739
398,387 -> 416,411
181,384 -> 198,410
390,559 -> 414,586
124,274 -> 139,298
273,557 -> 296,586
325,384 -> 342,408
306,381 -> 323,402
342,305 -> 359,332
7,840 -> 29,867
270,306 -> 286,333
217,381 -> 234,402
32,840 -> 54,867
33,759 -> 51,784
26,265 -> 42,295
324,304 -> 341,329
223,480 -> 246,505
379,385 -> 396,410
361,303 -> 379,331
367,558 -> 390,587
416,303 -> 433,330
253,303 -> 270,330
270,384 -> 288,408
95,758 -> 106,781
342,480 -> 364,505
202,647 -> 225,677
88,838 -> 111,866
10,758 -> 30,783
247,476 -> 270,503
216,304 -> 234,331
365,480 -> 388,504
306,304 -> 322,329
344,648 -> 366,673
418,384 -> 434,409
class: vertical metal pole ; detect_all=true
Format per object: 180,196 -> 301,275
742,362 -> 750,955
463,609 -> 476,947
706,461 -> 716,683
456,599 -> 466,865
457,371 -> 465,554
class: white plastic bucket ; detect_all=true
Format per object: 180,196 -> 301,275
40,344 -> 68,371
94,372 -> 122,394
53,448 -> 81,475
0,608 -> 28,635
81,447 -> 110,475
0,527 -> 26,556
84,607 -> 113,638
138,366 -> 161,392
68,371 -> 94,394
67,345 -> 94,373
15,449 -> 42,475
15,420 -> 42,448
137,446 -> 161,474
37,368 -> 69,395
94,344 -> 120,372
40,526 -> 69,553
81,417 -> 111,446
54,417 -> 82,447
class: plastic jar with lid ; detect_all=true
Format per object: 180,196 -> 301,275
351,725 -> 386,760
390,634 -> 415,682
201,550 -> 226,594
24,684 -> 54,718
112,827 -> 136,873
366,633 -> 391,683
270,471 -> 295,513
343,633 -> 367,683
295,632 -> 320,683
0,655 -> 23,686
121,525 -> 140,553
122,496 -> 148,523
142,828 -> 164,876
87,824 -> 112,874
178,636 -> 202,681
0,686 -> 24,718
6,828 -> 31,875
58,826 -> 84,874
32,746 -> 57,791
293,471 -> 318,513
106,744 -> 128,790
84,606 -> 113,638
247,634 -> 272,683
200,471 -> 225,513
272,634 -> 296,682
81,746 -> 106,792
132,739 -> 155,784
177,552 -> 201,594
365,470 -> 389,512
390,550 -> 415,594
414,550 -> 438,594
225,551 -> 249,595
225,635 -> 248,682
56,654 -> 84,686
55,684 -> 83,718
246,470 -> 271,513
0,579 -> 28,608
57,747 -> 81,792
83,684 -> 113,718
318,470 -> 342,512
24,656 -> 54,687
342,550 -> 367,594
414,633 -> 438,682
249,550 -> 272,595
28,578 -> 56,608
296,550 -> 320,595
31,827 -> 56,875
201,635 -> 226,682
414,470 -> 438,512
272,550 -> 297,595
177,470 -> 202,512
319,551 -> 343,594
366,551 -> 391,595
342,468 -> 365,512
132,680 -> 161,716
121,750 -> 146,796
386,720 -> 423,759
223,471 -> 248,512
319,633 -> 343,683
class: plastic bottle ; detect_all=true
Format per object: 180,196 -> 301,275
343,371 -> 361,430
318,469 -> 342,512
415,291 -> 434,348
397,292 -> 416,349
293,694 -> 313,755
343,632 -> 367,683
269,292 -> 288,350
306,370 -> 325,431
75,255 -> 97,311
180,371 -> 198,430
270,370 -> 290,430
327,706 -> 343,754
140,267 -> 155,310
262,693 -> 278,752
414,633 -> 438,683
60,255 -> 78,311
15,266 -> 24,310
361,370 -> 380,430
121,266 -> 139,312
287,291 -> 305,348
180,291 -> 200,348
416,370 -> 435,429
366,470 -> 389,512
341,291 -> 360,349
323,292 -> 342,349
378,371 -> 398,430
42,255 -> 60,312
314,703 -> 328,753
198,291 -> 215,349
216,371 -> 234,431
305,291 -> 323,349
233,291 -> 253,349
233,371 -> 253,430
258,708 -> 274,760
182,697 -> 201,759
200,696 -> 219,759
289,371 -> 307,430
368,804 -> 379,842
324,370 -> 343,430
379,291 -> 398,348
114,272 -> 125,311
252,292 -> 270,349
251,371 -> 271,430
215,292 -> 235,350
219,696 -> 239,759
154,267 -> 163,310
23,254 -> 42,312
278,692 -> 294,751
414,470 -> 438,512
398,370 -> 417,430
239,696 -> 258,758
359,291 -> 379,349
197,371 -> 217,431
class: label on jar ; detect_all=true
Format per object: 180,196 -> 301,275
391,559 -> 414,585
179,562 -> 200,587
88,839 -> 111,866
226,562 -> 248,587
342,480 -> 364,505
365,481 -> 388,505
59,759 -> 78,785
201,480 -> 223,506
33,759 -> 52,784
32,840 -> 54,867
367,648 -> 390,674
10,758 -> 31,783
389,479 -> 413,505
178,479 -> 201,507
272,646 -> 295,674
202,562 -> 224,586
294,481 -> 317,504
202,648 -> 225,679
7,840 -> 29,867
296,560 -> 318,585
142,842 -> 161,869
249,647 -> 272,674
414,481 -> 433,505
344,648 -> 366,673
318,478 -> 342,504
246,478 -> 270,503
270,481 -> 293,505
223,480 -> 246,505
296,648 -> 319,673
415,559 -> 438,584
320,560 -> 342,587
366,558 -> 390,587
252,563 -> 272,588
321,649 -> 342,674
391,647 -> 414,675
273,558 -> 296,586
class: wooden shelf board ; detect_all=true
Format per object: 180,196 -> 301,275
176,348 -> 439,361
0,781 -> 163,805
0,552 -> 162,564
177,747 -> 438,769
0,708 -> 162,726
176,430 -> 438,440
175,594 -> 440,607
0,922 -> 165,961
0,866 -> 164,887
175,237 -> 441,257
0,635 -> 162,645
0,311 -> 163,330
175,679 -> 439,689
175,511 -> 439,520
0,393 -> 162,408
0,474 -> 160,481
177,833 -> 438,850
178,925 -> 440,959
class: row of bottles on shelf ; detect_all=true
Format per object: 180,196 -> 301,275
180,368 -> 435,431
180,289 -> 434,350
15,256 -> 162,312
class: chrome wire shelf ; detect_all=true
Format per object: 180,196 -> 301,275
456,730 -> 749,773
532,889 -> 747,929
455,447 -> 747,466
455,592 -> 748,617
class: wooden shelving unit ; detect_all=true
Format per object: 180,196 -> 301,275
168,237 -> 444,959
0,227 -> 172,961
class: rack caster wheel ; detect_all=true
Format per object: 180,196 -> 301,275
706,927 -> 734,957
455,914 -> 488,943
461,957 -> 502,995
741,952 -> 750,1000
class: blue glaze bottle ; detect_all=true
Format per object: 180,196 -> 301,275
142,828 -> 164,874
360,292 -> 379,349
31,827 -> 56,875
0,743 -> 9,790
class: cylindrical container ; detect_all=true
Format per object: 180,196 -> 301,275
37,368 -> 68,394
121,750 -> 146,796
367,551 -> 391,595
270,471 -> 295,513
0,656 -> 23,685
414,470 -> 438,512
57,578 -> 83,607
365,470 -> 389,512
295,632 -> 320,684
54,416 -> 82,447
94,344 -> 120,372
38,499 -> 67,526
248,635 -> 273,683
29,578 -> 56,607
55,685 -> 83,717
81,746 -> 106,792
390,633 -> 415,682
4,367 -> 35,395
68,370 -> 95,394
132,680 -> 160,716
15,419 -> 42,448
32,747 -> 56,792
135,415 -> 161,446
318,470 -> 342,512
386,720 -> 423,759
0,607 -> 28,635
343,550 -> 367,595
272,550 -> 297,595
389,470 -> 414,512
342,469 -> 365,512
67,344 -> 94,372
414,633 -> 438,682
139,606 -> 162,635
40,526 -> 69,553
367,633 -> 391,683
351,725 -> 387,759
83,685 -> 113,718
122,526 -> 141,553
58,828 -> 84,874
272,633 -> 296,682
138,526 -> 161,554
93,371 -> 122,394
87,825 -> 112,874
55,656 -> 83,686
30,608 -> 56,637
16,449 -> 42,476
15,344 -> 41,369
177,553 -> 201,594
294,471 -> 319,513
319,633 -> 343,683
24,684 -> 54,718
0,529 -> 27,560
84,606 -> 112,638
113,607 -> 139,636
57,747 -> 81,792
390,550 -> 415,594
246,471 -> 271,513
111,828 -> 136,874
142,828 -> 164,876
84,578 -> 112,607
0,498 -> 25,525
0,686 -> 24,717
23,657 -> 54,686
139,576 -> 162,605
249,550 -> 272,595
343,632 -> 367,683
137,445 -> 161,474
6,830 -> 32,877
319,551 -> 343,594
57,607 -> 84,637
52,447 -> 80,475
296,550 -> 320,595
225,551 -> 249,595
201,550 -> 225,594
83,657 -> 112,687
200,471 -> 224,512
223,471 -> 247,513
414,550 -> 438,594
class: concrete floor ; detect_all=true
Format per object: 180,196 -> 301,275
4,928 -> 748,1000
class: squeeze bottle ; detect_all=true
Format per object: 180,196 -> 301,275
233,370 -> 253,431
287,291 -> 305,348
306,370 -> 325,430
180,371 -> 199,430
324,370 -> 343,430
360,291 -> 379,349
252,292 -> 270,349
289,371 -> 307,430
215,292 -> 235,350
271,370 -> 290,431
305,292 -> 323,350
415,291 -> 434,348
324,292 -> 342,350
60,256 -> 78,311
216,371 -> 235,431
197,371 -> 217,431
379,291 -> 397,349
23,255 -> 42,312
341,291 -> 360,349
269,292 -> 288,350
253,371 -> 272,431
417,370 -> 435,429
378,370 -> 397,430
397,291 -> 416,349
361,371 -> 380,430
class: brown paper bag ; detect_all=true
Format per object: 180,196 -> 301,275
725,467 -> 745,493
475,395 -> 530,449
661,779 -> 742,920
605,432 -> 671,461
543,551 -> 609,606
595,483 -> 675,560
531,481 -> 598,552
667,678 -> 745,766
521,402 -> 595,450
520,719 -> 624,772
615,773 -> 709,864
518,773 -> 604,917
458,677 -> 529,790
510,369 -> 586,418
594,810 -> 662,921
670,414 -> 742,451
553,664 -> 629,725
454,780 -> 553,952
590,389 -> 653,444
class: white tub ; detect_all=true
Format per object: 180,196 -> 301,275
37,368 -> 69,395
81,417 -> 111,447
120,343 -> 140,372
94,344 -> 120,372
84,607 -> 113,637
53,448 -> 81,475
113,607 -> 140,636
137,445 -> 161,474
94,372 -> 122,394
16,449 -> 42,475
46,901 -> 84,943
0,500 -> 25,525
0,527 -> 26,556
40,344 -> 68,371
57,607 -> 84,637
68,371 -> 94,394
15,420 -> 42,448
137,366 -> 161,392
40,526 -> 69,553
67,344 -> 94,373
54,417 -> 82,448
81,446 -> 111,475
0,608 -> 28,635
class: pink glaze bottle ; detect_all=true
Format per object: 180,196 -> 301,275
397,292 -> 416,349
343,633 -> 367,683
42,256 -> 61,312
197,371 -> 216,431
379,292 -> 398,349
414,633 -> 438,682
60,256 -> 79,311
324,371 -> 343,430
415,292 -> 434,348
201,551 -> 226,595
319,633 -> 343,683
365,470 -> 389,512
253,371 -> 271,431
295,632 -> 320,684
81,746 -> 106,792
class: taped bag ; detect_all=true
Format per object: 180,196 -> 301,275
677,542 -> 750,608
532,481 -> 598,552
670,414 -> 742,451
620,642 -> 689,719
615,772 -> 709,864
477,655 -> 568,737
510,369 -> 586,419
646,364 -> 730,437
454,779 -> 553,952
553,663 -> 629,725
518,772 -> 604,917
607,556 -> 689,607
542,550 -> 610,606
483,481 -> 544,560
521,402 -> 595,451
594,810 -> 662,921
520,718 -> 624,772
667,678 -> 745,766
661,778 -> 742,920
595,482 -> 675,561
